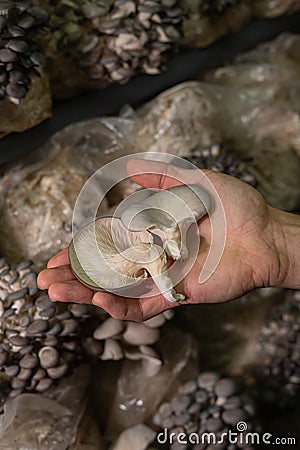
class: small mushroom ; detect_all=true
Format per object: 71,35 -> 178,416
110,424 -> 156,450
122,322 -> 160,346
143,313 -> 166,328
83,337 -> 103,357
121,184 -> 210,260
93,317 -> 125,340
123,344 -> 162,375
163,309 -> 175,320
124,347 -> 144,361
139,345 -> 159,357
141,358 -> 162,377
100,338 -> 123,361
69,216 -> 184,302
124,348 -> 162,376
38,346 -> 59,369
47,362 -> 68,380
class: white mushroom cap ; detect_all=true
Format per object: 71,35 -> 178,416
69,186 -> 208,302
143,313 -> 166,328
109,424 -> 156,450
149,184 -> 210,223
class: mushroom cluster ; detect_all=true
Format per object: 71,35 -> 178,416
87,310 -> 174,376
152,371 -> 255,450
256,289 -> 300,406
40,0 -> 184,93
0,256 -> 172,406
0,257 -> 91,404
182,143 -> 257,187
69,185 -> 210,303
0,0 -> 49,104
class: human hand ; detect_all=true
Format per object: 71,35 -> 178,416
37,159 -> 292,321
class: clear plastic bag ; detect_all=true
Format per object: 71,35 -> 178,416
1,34 -> 299,270
92,325 -> 199,440
0,394 -> 73,450
0,366 -> 90,450
0,117 -> 138,268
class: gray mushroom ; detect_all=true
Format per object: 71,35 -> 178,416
141,354 -> 162,377
100,338 -> 123,361
124,344 -> 162,376
0,0 -> 49,104
109,424 -> 156,450
93,317 -> 125,340
122,322 -> 160,346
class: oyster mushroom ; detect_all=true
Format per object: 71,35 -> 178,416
141,354 -> 163,377
42,0 -> 184,93
93,317 -> 125,340
69,216 -> 185,302
0,0 -> 49,104
110,424 -> 156,450
121,184 -> 210,260
124,346 -> 162,377
100,338 -> 123,361
122,322 -> 160,346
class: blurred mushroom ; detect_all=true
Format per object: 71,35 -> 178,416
122,322 -> 160,346
124,345 -> 162,376
93,317 -> 125,340
109,424 -> 156,450
100,338 -> 123,361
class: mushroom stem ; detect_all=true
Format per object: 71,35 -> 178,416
163,222 -> 190,260
163,239 -> 181,260
70,216 -> 188,302
125,244 -> 185,302
149,272 -> 185,303
120,184 -> 210,261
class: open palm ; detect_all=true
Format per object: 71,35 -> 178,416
38,159 -> 279,321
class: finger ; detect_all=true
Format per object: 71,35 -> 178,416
37,265 -> 74,290
48,280 -> 94,304
47,248 -> 69,269
127,159 -> 202,190
92,292 -> 145,321
92,290 -> 181,322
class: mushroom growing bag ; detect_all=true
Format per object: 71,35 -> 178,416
0,116 -> 138,268
0,366 -> 90,450
0,33 -> 299,272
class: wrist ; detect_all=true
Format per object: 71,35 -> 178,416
265,206 -> 300,289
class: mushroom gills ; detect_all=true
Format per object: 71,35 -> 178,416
121,184 -> 210,260
69,217 -> 183,302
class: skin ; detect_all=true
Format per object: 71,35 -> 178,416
38,159 -> 300,322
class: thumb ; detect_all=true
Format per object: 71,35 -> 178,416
127,158 -> 200,189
